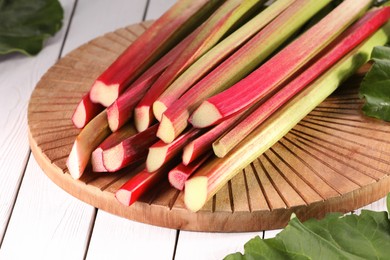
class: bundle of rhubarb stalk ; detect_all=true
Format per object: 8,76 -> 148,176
66,0 -> 390,212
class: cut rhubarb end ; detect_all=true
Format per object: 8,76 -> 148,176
184,176 -> 208,212
115,189 -> 132,206
66,140 -> 83,179
182,143 -> 194,166
107,102 -> 120,132
212,141 -> 227,158
146,146 -> 168,172
72,93 -> 104,129
134,106 -> 152,132
91,147 -> 106,172
72,103 -> 87,129
157,115 -> 176,143
168,170 -> 186,190
152,101 -> 168,122
102,145 -> 124,172
90,81 -> 120,107
189,101 -> 222,128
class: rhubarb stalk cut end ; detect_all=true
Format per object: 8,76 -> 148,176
107,102 -> 120,132
91,147 -> 106,172
115,189 -> 132,206
72,102 -> 87,129
212,141 -> 228,158
157,115 -> 176,143
90,81 -> 120,107
168,170 -> 186,190
152,101 -> 168,121
146,146 -> 168,172
66,140 -> 83,179
134,106 -> 152,132
182,143 -> 194,166
189,101 -> 222,128
102,145 -> 125,172
184,176 -> 208,212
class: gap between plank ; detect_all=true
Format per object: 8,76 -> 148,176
172,230 -> 180,260
0,152 -> 31,248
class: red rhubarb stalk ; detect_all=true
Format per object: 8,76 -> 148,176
153,0 -> 296,121
182,110 -> 246,165
91,123 -> 137,172
72,93 -> 104,129
213,6 -> 390,158
106,29 -> 199,132
184,21 -> 390,212
116,161 -> 179,206
102,124 -> 159,172
157,0 -> 331,143
168,153 -> 212,191
189,0 -> 372,128
67,110 -> 111,179
146,128 -> 203,172
89,0 -> 224,106
134,0 -> 265,131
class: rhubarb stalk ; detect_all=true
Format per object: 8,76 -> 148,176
134,0 -> 265,131
157,0 -> 331,143
72,93 -> 104,129
184,22 -> 390,212
102,124 -> 159,172
106,29 -> 198,132
190,0 -> 373,128
146,128 -> 203,172
213,6 -> 390,158
152,0 -> 295,121
89,0 -> 224,106
67,110 -> 111,179
91,123 -> 137,172
116,160 -> 179,206
168,153 -> 212,191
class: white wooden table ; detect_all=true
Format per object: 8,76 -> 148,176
0,1 -> 387,259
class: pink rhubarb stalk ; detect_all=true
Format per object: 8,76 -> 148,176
106,30 -> 198,132
89,0 -> 223,106
157,0 -> 331,143
213,6 -> 390,158
134,0 -> 265,131
153,0 -> 296,122
146,128 -> 203,172
182,110 -> 247,165
116,161 -> 179,206
168,153 -> 212,191
102,124 -> 159,172
190,0 -> 373,128
91,123 -> 137,172
72,93 -> 104,129
67,110 -> 111,179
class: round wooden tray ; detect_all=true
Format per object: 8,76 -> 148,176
28,22 -> 390,232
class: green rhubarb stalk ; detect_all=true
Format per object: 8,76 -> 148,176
189,0 -> 373,128
213,6 -> 390,158
89,0 -> 224,106
134,0 -> 266,132
152,0 -> 296,121
184,23 -> 390,212
157,0 -> 331,143
67,110 -> 111,179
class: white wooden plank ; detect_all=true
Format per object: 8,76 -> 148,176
86,211 -> 177,260
353,196 -> 388,215
0,157 -> 94,260
145,0 -> 176,20
0,0 -> 76,242
175,231 -> 263,260
62,0 -> 147,55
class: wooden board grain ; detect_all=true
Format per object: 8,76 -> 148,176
27,22 -> 390,232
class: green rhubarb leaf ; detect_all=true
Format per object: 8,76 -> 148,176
0,0 -> 63,56
225,208 -> 390,260
359,46 -> 390,121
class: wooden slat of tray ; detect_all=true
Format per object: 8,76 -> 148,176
27,22 -> 390,232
